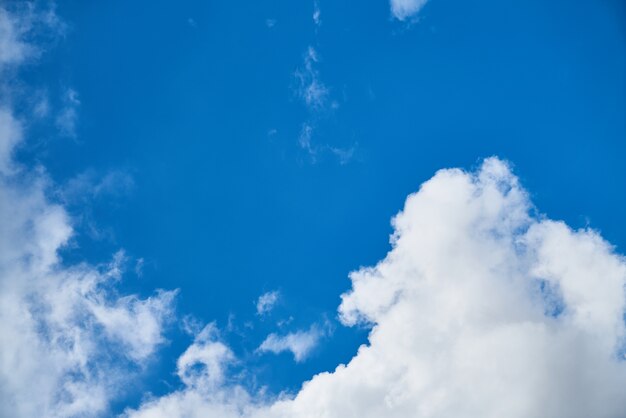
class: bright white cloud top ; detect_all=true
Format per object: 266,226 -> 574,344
125,158 -> 626,418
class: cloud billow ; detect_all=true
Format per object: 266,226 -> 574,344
127,157 -> 626,418
0,110 -> 177,417
0,6 -> 176,417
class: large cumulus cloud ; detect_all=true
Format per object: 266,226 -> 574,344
127,158 -> 626,418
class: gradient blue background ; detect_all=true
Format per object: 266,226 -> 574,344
17,0 -> 626,412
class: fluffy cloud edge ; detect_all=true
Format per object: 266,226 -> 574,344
125,157 -> 626,418
0,5 -> 178,417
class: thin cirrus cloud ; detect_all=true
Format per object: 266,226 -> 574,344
0,8 -> 31,68
55,87 -> 80,138
290,2 -> 355,164
294,46 -> 330,113
125,158 -> 626,418
58,169 -> 135,204
0,108 -> 22,174
312,0 -> 321,27
293,46 -> 354,163
0,3 -> 64,71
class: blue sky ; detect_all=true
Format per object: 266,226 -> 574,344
1,1 -> 626,417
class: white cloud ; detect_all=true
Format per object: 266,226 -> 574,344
295,47 -> 329,112
257,324 -> 324,362
55,169 -> 135,243
390,0 -> 429,21
177,324 -> 235,389
33,90 -> 50,118
0,149 -> 177,416
297,122 -> 356,164
297,123 -> 316,159
4,3 -> 625,417
313,1 -> 321,27
0,108 -> 23,175
0,5 -> 177,417
123,325 -> 252,418
0,6 -> 34,69
127,157 -> 626,418
293,47 -> 354,164
135,257 -> 145,277
328,145 -> 356,165
56,88 -> 80,138
0,111 -> 177,416
0,3 -> 64,72
256,291 -> 280,316
291,16 -> 354,165
59,169 -> 135,204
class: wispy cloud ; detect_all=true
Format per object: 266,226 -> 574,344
293,47 -> 355,164
55,87 -> 80,138
0,3 -> 64,72
256,290 -> 280,316
298,122 -> 316,160
0,108 -> 23,174
257,323 -> 326,362
289,2 -> 357,165
32,90 -> 50,118
313,0 -> 321,27
56,168 -> 135,242
389,0 -> 429,21
295,46 -> 330,112
0,6 -> 177,417
58,168 -> 135,204
298,122 -> 356,165
0,7 -> 32,68
328,144 -> 356,165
